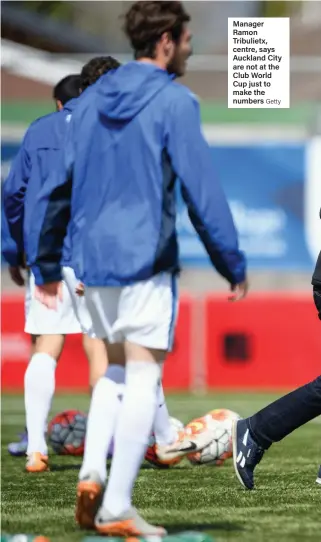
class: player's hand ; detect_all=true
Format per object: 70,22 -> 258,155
228,279 -> 249,302
75,282 -> 85,296
9,266 -> 25,287
35,282 -> 63,310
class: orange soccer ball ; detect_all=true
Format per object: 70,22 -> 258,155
186,410 -> 239,466
204,408 -> 241,459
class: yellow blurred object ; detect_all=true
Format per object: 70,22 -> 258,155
261,0 -> 300,17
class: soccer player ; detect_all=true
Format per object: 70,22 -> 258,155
233,256 -> 321,489
3,74 -> 82,458
55,59 -> 183,470
5,56 -> 178,469
3,59 -> 122,469
29,0 -> 247,534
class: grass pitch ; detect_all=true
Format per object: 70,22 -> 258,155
1,392 -> 320,542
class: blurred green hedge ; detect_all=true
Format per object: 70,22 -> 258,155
19,1 -> 74,22
260,1 -> 301,17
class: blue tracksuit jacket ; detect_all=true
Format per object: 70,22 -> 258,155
29,62 -> 246,286
3,101 -> 77,268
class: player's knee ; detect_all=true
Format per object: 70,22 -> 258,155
83,334 -> 108,363
34,334 -> 65,361
82,335 -> 109,388
125,341 -> 166,363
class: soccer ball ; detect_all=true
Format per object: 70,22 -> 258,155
145,416 -> 184,468
204,408 -> 241,459
206,408 -> 241,427
186,416 -> 231,466
48,410 -> 87,456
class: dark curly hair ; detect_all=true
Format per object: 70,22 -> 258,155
124,1 -> 190,59
80,56 -> 121,90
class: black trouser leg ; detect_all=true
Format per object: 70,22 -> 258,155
248,375 -> 321,449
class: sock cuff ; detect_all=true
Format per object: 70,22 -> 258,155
29,352 -> 57,368
95,376 -> 121,400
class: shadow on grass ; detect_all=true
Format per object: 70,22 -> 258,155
140,464 -> 193,471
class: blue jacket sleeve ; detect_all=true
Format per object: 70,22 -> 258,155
1,207 -> 22,266
166,91 -> 246,285
3,134 -> 31,253
29,121 -> 74,285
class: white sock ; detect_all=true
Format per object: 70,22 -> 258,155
153,383 -> 178,446
106,366 -> 176,445
79,376 -> 120,482
103,361 -> 161,516
24,353 -> 56,455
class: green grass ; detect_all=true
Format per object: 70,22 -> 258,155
1,393 -> 320,542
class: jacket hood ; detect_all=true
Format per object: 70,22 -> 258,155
96,61 -> 173,122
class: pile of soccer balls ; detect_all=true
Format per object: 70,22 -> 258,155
47,408 -> 240,467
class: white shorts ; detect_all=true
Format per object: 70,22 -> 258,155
84,273 -> 178,351
24,267 -> 93,336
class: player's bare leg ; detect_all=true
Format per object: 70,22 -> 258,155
25,334 -> 65,472
82,335 -> 109,390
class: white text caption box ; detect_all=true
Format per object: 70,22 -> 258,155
228,18 -> 290,109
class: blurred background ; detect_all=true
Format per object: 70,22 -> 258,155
2,1 -> 321,393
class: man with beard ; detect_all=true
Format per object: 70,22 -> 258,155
29,1 -> 247,534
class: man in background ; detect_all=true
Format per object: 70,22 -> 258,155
3,59 -> 121,468
3,73 -> 82,459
